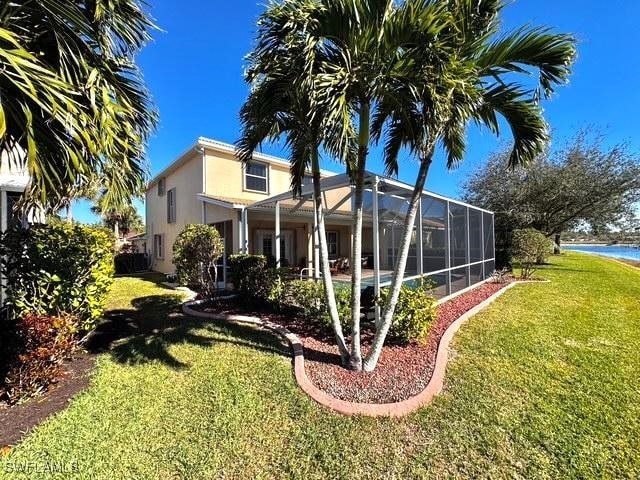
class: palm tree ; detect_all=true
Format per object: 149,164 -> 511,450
275,0 -> 449,370
362,0 -> 576,371
91,197 -> 144,239
236,7 -> 354,362
0,0 -> 156,212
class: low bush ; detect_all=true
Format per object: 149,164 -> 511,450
0,313 -> 78,404
284,279 -> 325,319
512,228 -> 553,279
380,280 -> 437,344
173,224 -> 224,295
1,222 -> 115,332
228,254 -> 277,304
283,280 -> 352,331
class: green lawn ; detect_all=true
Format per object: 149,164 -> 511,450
2,253 -> 639,479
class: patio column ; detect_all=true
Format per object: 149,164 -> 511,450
444,201 -> 451,295
275,201 -> 281,268
239,208 -> 249,253
372,177 -> 381,326
312,194 -> 320,280
466,207 -> 471,285
480,209 -> 485,279
417,196 -> 424,277
0,190 -> 6,233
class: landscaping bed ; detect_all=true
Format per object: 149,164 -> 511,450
0,353 -> 95,447
196,279 -> 513,404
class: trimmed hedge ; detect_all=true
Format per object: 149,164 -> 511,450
380,280 -> 437,344
173,224 -> 224,294
228,254 -> 277,304
1,222 -> 115,332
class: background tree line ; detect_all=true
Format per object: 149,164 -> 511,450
463,130 -> 640,266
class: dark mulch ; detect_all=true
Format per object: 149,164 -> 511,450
0,353 -> 95,447
197,280 -> 513,404
0,300 -> 181,447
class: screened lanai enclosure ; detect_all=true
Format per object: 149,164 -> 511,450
239,171 -> 494,303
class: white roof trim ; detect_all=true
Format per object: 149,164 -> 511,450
147,137 -> 339,189
247,171 -> 494,215
196,193 -> 246,210
0,174 -> 29,191
196,137 -> 337,178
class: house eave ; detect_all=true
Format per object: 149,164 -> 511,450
147,137 -> 340,191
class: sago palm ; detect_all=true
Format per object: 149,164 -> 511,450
362,0 -> 576,371
0,0 -> 156,211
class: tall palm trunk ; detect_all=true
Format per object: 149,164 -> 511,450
348,103 -> 370,371
363,153 -> 433,372
312,149 -> 350,363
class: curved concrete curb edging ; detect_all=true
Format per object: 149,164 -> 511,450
182,281 -> 531,417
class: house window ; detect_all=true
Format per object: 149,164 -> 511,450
301,175 -> 313,187
326,231 -> 338,257
261,235 -> 273,257
153,234 -> 164,259
244,162 -> 268,193
167,188 -> 176,223
158,178 -> 165,196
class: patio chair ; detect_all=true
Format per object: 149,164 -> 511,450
338,257 -> 350,274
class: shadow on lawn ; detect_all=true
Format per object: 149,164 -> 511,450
86,294 -> 289,369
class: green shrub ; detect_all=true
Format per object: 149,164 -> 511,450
0,313 -> 78,404
333,285 -> 352,331
1,222 -> 115,332
512,228 -> 553,279
228,254 -> 277,304
380,280 -> 437,344
284,279 -> 325,319
173,224 -> 224,294
283,280 -> 351,331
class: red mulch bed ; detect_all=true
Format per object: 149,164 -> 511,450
0,353 -> 95,447
197,280 -> 513,404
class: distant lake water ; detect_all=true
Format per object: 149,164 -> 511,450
563,244 -> 640,261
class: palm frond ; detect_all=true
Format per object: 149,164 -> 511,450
476,26 -> 577,97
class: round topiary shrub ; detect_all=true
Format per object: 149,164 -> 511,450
173,224 -> 224,295
512,228 -> 554,279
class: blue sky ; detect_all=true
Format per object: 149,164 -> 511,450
74,0 -> 640,224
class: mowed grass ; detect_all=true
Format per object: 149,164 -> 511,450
1,253 -> 639,479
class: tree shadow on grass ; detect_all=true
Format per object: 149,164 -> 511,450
86,294 -> 289,369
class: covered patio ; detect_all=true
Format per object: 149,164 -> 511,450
238,171 -> 495,304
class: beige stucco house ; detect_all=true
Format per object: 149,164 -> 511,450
144,137 -> 496,301
144,137 -> 355,282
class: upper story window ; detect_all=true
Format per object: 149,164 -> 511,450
167,188 -> 176,223
158,178 -> 166,196
244,162 -> 268,193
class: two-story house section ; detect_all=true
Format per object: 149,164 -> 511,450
145,137 -> 350,284
145,137 -> 496,301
